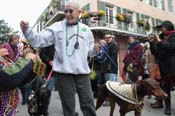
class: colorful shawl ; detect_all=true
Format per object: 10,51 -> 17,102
0,89 -> 19,116
0,57 -> 19,116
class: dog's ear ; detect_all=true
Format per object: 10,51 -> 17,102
136,80 -> 149,91
142,78 -> 160,89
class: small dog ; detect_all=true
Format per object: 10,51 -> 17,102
27,84 -> 50,116
96,78 -> 167,116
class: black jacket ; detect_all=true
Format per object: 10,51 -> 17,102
150,32 -> 175,76
101,41 -> 119,74
39,45 -> 55,74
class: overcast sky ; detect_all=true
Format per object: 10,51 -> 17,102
0,0 -> 51,32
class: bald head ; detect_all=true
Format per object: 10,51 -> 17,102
66,0 -> 80,10
65,0 -> 81,25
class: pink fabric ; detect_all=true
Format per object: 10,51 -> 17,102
0,43 -> 19,61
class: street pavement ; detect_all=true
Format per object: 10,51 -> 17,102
16,90 -> 175,116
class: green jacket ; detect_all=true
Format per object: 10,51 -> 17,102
0,58 -> 33,91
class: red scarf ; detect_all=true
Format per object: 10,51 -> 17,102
164,30 -> 175,36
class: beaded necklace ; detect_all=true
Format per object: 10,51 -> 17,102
65,22 -> 79,56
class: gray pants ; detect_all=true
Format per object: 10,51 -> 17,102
55,73 -> 96,116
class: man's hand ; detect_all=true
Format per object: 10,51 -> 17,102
25,53 -> 38,63
0,48 -> 9,57
94,43 -> 100,52
148,34 -> 155,42
155,35 -> 161,42
48,60 -> 53,66
20,20 -> 29,32
99,40 -> 106,47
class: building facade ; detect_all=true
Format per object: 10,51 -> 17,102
35,0 -> 175,76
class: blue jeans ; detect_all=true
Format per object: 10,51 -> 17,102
46,76 -> 55,91
35,76 -> 55,91
104,73 -> 117,82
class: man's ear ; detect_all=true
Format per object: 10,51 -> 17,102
78,10 -> 82,18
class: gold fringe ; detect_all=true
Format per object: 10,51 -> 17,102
33,60 -> 46,77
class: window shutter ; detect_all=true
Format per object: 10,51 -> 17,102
151,18 -> 155,27
161,0 -> 165,10
84,3 -> 90,11
136,13 -> 140,21
116,6 -> 122,29
81,3 -> 90,25
156,19 -> 159,26
153,0 -> 157,7
62,0 -> 66,9
117,7 -> 121,14
123,8 -> 127,13
141,14 -> 145,20
168,0 -> 173,12
98,1 -> 106,26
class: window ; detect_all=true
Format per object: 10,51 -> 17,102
127,11 -> 134,27
143,0 -> 149,4
152,0 -> 165,10
157,0 -> 161,8
168,0 -> 173,12
153,0 -> 157,7
149,0 -> 153,5
116,7 -> 121,14
105,7 -> 113,24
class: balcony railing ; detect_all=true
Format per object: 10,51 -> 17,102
44,5 -> 65,23
43,10 -> 65,27
81,15 -> 157,36
38,4 -> 158,36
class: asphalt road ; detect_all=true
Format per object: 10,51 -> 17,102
16,90 -> 175,116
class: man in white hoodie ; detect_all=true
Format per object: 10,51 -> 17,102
20,1 -> 97,116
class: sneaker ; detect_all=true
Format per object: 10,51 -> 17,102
75,112 -> 79,116
151,100 -> 163,108
41,112 -> 49,116
21,101 -> 26,105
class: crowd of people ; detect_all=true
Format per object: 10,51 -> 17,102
0,0 -> 175,116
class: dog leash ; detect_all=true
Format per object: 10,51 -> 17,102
96,46 -> 117,68
41,69 -> 53,88
102,47 -> 118,68
133,84 -> 142,112
26,69 -> 53,88
47,69 -> 53,81
127,78 -> 142,112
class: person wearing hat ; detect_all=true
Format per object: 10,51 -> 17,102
148,20 -> 175,115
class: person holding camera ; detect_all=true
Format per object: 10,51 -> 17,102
95,33 -> 119,106
148,20 -> 175,115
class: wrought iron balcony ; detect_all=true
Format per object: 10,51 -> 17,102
81,15 -> 157,37
43,4 -> 65,27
